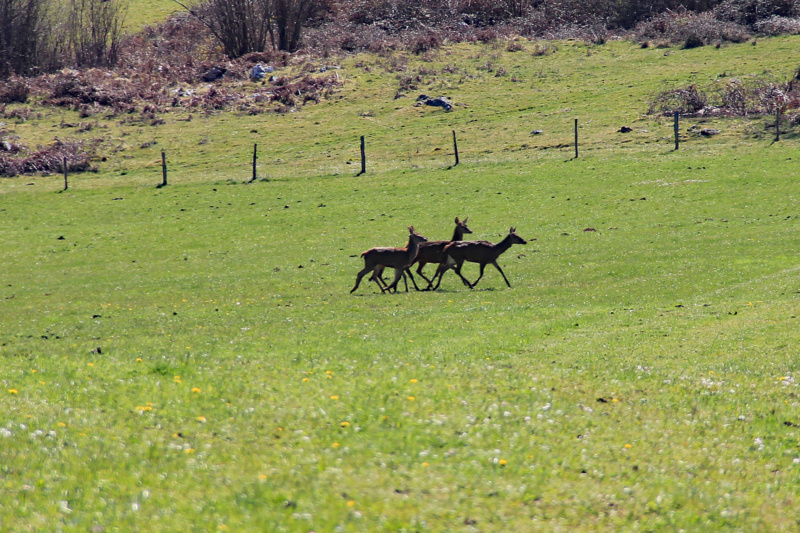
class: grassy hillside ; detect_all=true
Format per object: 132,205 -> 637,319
124,0 -> 177,30
1,37 -> 800,531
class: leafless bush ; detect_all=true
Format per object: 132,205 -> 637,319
713,0 -> 800,28
634,10 -> 751,48
531,41 -> 557,56
411,33 -> 442,54
754,15 -> 800,35
648,84 -> 708,114
0,105 -> 35,122
0,77 -> 31,104
649,72 -> 800,117
0,138 -> 98,177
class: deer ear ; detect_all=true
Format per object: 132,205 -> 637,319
510,227 -> 515,233
463,216 -> 468,223
455,217 -> 460,224
408,226 -> 414,233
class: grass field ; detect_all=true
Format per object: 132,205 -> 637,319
2,36 -> 800,531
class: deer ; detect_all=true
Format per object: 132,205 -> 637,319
412,216 -> 473,291
372,217 -> 473,291
350,226 -> 428,294
443,227 -> 528,289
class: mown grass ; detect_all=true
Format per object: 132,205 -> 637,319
2,37 -> 800,531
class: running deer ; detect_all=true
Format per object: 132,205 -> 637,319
412,216 -> 473,290
370,217 -> 472,291
350,227 -> 428,294
443,227 -> 528,289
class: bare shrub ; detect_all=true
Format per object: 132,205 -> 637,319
0,77 -> 31,104
648,84 -> 708,114
649,72 -> 800,117
634,10 -> 751,48
62,0 -> 126,68
531,42 -> 557,56
411,32 -> 441,54
754,15 -> 800,35
0,138 -> 98,177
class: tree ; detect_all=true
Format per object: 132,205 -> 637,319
174,0 -> 326,57
0,0 -> 50,77
63,0 -> 127,68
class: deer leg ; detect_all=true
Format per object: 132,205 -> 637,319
451,261 -> 473,289
491,261 -> 512,288
385,267 -> 405,293
405,268 -> 422,291
428,262 -> 448,290
467,263 -> 489,289
414,262 -> 433,288
351,266 -> 375,293
430,255 -> 457,290
370,266 -> 391,292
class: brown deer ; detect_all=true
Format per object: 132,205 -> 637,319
350,227 -> 428,294
412,216 -> 473,291
443,227 -> 528,289
374,217 -> 473,291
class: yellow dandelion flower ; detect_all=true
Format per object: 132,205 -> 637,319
410,379 -> 418,383
8,389 -> 18,395
330,395 -> 339,400
611,398 -> 620,403
624,443 -> 632,449
136,358 -> 143,363
192,387 -> 201,393
325,370 -> 333,375
31,369 -> 37,373
340,421 -> 350,428
421,462 -> 430,467
499,459 -> 508,466
258,474 -> 268,481
57,422 -> 67,428
185,448 -> 196,454
87,363 -> 94,367
197,416 -> 207,423
408,396 -> 415,401
332,442 -> 340,448
347,500 -> 356,507
302,378 -> 309,382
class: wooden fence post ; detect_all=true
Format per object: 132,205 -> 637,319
574,118 -> 579,158
63,157 -> 68,191
250,143 -> 258,182
159,150 -> 168,188
452,130 -> 459,167
674,111 -> 680,150
357,136 -> 366,176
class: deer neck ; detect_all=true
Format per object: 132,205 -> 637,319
406,237 -> 421,263
493,234 -> 515,256
452,225 -> 467,242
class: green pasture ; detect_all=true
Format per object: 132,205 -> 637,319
2,37 -> 800,530
123,0 -> 178,30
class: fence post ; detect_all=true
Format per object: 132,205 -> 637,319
250,143 -> 258,183
574,118 -> 578,158
357,136 -> 366,176
452,130 -> 459,167
63,157 -> 68,191
674,111 -> 680,150
159,150 -> 168,188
